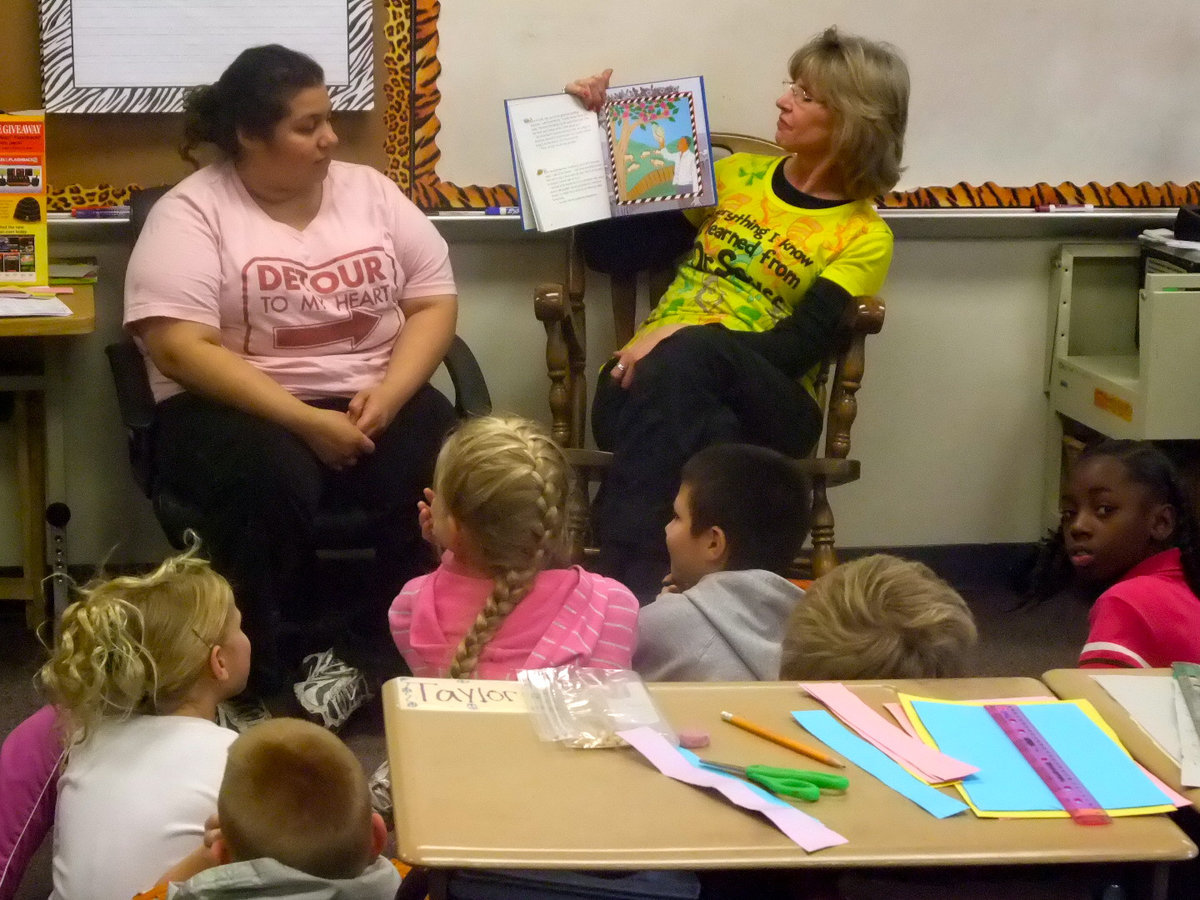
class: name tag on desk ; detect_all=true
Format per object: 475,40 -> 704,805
394,676 -> 527,712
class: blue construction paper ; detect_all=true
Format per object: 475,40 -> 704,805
909,700 -> 1172,813
791,710 -> 967,819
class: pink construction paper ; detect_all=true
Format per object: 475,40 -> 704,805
800,683 -> 978,783
616,726 -> 847,852
884,702 -> 921,740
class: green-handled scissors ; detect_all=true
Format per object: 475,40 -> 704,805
699,759 -> 849,802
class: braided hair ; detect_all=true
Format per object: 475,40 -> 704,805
1029,439 -> 1200,601
433,416 -> 572,679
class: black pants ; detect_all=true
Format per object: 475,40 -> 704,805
592,325 -> 821,601
153,386 -> 456,690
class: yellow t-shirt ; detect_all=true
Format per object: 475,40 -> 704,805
629,153 -> 893,344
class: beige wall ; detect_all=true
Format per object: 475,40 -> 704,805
0,220 -> 1111,567
0,1 -> 1167,567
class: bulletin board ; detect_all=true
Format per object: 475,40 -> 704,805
39,0 -> 374,114
388,0 -> 1200,210
23,0 -> 1200,210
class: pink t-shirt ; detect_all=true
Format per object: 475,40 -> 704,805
389,552 -> 639,679
1079,548 -> 1200,669
123,161 -> 456,403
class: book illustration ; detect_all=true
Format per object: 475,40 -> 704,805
604,90 -> 702,204
505,77 -> 715,233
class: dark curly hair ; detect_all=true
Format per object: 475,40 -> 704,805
1028,439 -> 1200,601
180,44 -> 324,166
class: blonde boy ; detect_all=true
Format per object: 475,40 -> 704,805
779,554 -> 977,680
136,718 -> 399,899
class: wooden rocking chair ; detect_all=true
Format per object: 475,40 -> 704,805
533,133 -> 884,579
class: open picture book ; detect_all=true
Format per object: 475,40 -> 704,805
505,76 -> 716,232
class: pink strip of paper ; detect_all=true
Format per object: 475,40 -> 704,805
616,726 -> 847,853
884,702 -> 921,740
800,683 -> 978,783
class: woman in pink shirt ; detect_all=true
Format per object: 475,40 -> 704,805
389,416 -> 639,679
123,45 -> 458,709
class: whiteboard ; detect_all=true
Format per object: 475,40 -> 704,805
40,0 -> 374,113
426,0 -> 1200,193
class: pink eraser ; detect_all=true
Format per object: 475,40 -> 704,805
678,728 -> 710,749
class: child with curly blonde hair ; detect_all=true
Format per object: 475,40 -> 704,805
389,415 -> 639,679
30,546 -> 250,900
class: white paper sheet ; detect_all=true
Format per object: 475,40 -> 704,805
1091,673 -> 1180,762
69,1 -> 349,87
0,296 -> 72,317
42,0 -> 373,112
1171,684 -> 1200,787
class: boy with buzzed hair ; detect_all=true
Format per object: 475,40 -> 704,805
134,718 -> 401,899
634,443 -> 811,681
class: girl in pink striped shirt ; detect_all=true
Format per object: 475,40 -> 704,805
388,416 -> 638,679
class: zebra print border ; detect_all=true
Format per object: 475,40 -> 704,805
38,0 -> 374,113
388,0 -> 1200,211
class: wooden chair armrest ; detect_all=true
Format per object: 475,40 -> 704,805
534,281 -> 569,324
842,294 -> 885,336
792,457 -> 860,487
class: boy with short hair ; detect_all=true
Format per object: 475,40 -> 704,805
779,554 -> 978,681
633,443 -> 811,681
135,718 -> 401,899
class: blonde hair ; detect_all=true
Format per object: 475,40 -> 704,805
39,541 -> 235,741
219,718 -> 373,879
789,26 -> 909,199
779,555 -> 977,680
436,416 -> 572,678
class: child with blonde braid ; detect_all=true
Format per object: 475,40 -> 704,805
389,415 -> 639,679
36,546 -> 251,900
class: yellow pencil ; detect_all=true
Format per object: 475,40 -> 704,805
720,710 -> 845,768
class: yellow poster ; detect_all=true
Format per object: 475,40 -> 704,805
0,110 -> 48,287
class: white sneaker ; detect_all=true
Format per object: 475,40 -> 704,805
293,649 -> 373,731
369,759 -> 394,828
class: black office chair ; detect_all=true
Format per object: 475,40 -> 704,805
105,332 -> 490,551
107,187 -> 492,555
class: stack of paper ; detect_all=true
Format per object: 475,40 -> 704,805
900,696 -> 1177,817
1092,671 -> 1200,787
0,293 -> 72,317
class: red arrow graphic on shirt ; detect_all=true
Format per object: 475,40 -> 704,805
274,308 -> 383,350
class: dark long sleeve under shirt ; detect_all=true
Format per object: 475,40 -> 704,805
720,162 -> 852,378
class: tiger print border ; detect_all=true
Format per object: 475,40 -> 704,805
48,0 -> 1200,212
385,0 -> 1200,212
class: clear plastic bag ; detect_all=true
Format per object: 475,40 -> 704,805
519,666 -> 677,749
